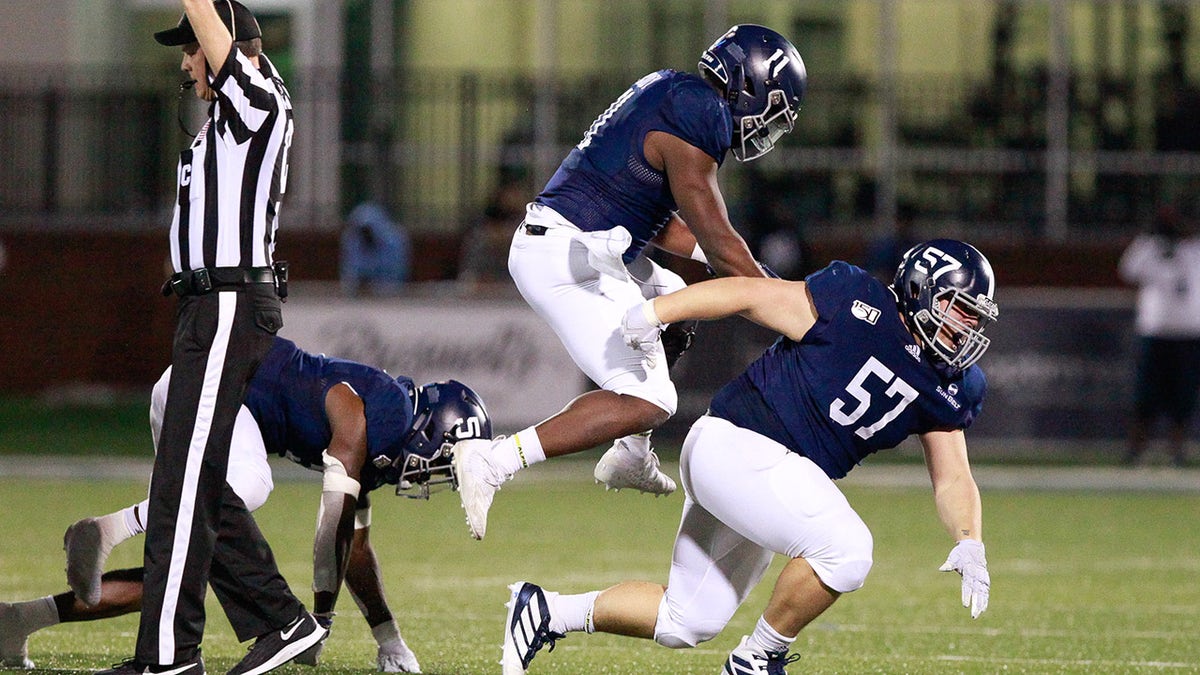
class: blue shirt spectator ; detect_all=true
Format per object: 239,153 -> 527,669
340,202 -> 411,295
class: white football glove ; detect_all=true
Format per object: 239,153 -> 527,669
621,300 -> 663,352
939,539 -> 990,619
377,637 -> 421,673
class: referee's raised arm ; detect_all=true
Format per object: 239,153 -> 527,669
184,0 -> 234,72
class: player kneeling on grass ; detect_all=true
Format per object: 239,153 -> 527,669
0,336 -> 492,674
500,240 -> 997,674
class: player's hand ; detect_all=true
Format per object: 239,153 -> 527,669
621,301 -> 663,352
377,636 -> 422,673
939,539 -> 989,618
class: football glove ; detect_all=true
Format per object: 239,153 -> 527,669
939,539 -> 990,619
661,320 -> 697,369
621,300 -> 663,353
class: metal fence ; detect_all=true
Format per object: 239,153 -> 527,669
2,64 -> 1199,240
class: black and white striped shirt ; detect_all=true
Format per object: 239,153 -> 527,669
170,48 -> 294,273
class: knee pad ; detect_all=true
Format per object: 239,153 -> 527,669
805,521 -> 874,593
652,595 -> 724,649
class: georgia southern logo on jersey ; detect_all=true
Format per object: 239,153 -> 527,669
851,300 -> 881,325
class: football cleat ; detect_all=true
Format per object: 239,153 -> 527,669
593,437 -> 676,495
64,516 -> 117,607
723,635 -> 800,675
501,582 -> 564,675
452,438 -> 506,540
0,602 -> 34,669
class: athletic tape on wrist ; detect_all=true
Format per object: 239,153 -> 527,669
642,299 -> 664,328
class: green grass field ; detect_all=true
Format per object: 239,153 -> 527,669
2,458 -> 1199,674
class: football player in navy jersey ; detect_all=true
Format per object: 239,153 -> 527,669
498,240 -> 998,675
0,337 -> 491,674
453,24 -> 809,541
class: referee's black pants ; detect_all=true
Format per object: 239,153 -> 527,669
136,285 -> 302,665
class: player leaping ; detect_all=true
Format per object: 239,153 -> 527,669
452,24 -> 808,540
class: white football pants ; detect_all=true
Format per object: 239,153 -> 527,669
150,366 -> 273,511
508,203 -> 683,416
653,415 -> 874,649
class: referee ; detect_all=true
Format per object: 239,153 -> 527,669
96,2 -> 324,674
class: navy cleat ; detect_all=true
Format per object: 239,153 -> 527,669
723,635 -> 800,675
500,582 -> 564,675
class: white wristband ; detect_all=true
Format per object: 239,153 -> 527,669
642,299 -> 664,328
689,243 -> 708,264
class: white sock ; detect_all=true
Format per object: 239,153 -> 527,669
619,431 -> 653,457
491,428 -> 547,476
547,590 -> 599,635
748,615 -> 794,654
12,597 -> 59,633
119,503 -> 146,538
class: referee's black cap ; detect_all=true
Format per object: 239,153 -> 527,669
154,0 -> 262,46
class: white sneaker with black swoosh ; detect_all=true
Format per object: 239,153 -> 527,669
226,611 -> 328,675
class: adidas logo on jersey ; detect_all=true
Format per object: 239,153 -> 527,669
851,300 -> 880,325
906,344 -> 922,361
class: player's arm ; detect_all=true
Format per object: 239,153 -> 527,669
649,214 -> 703,260
921,429 -> 982,541
344,523 -> 422,672
344,525 -> 394,627
920,428 -> 989,618
648,276 -> 817,340
644,131 -> 763,278
182,0 -> 233,73
312,383 -> 369,619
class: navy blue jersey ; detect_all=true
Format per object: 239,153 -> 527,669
243,337 -> 418,490
709,262 -> 986,479
536,70 -> 731,263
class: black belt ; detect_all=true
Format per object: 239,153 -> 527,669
524,223 -> 548,236
162,262 -> 288,298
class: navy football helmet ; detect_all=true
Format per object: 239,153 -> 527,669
393,380 -> 492,499
893,239 -> 999,375
699,24 -> 808,161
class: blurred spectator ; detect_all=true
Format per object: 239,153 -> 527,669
1117,204 -> 1200,467
744,170 -> 815,280
340,201 -> 411,296
457,178 -> 526,287
863,203 -> 920,283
